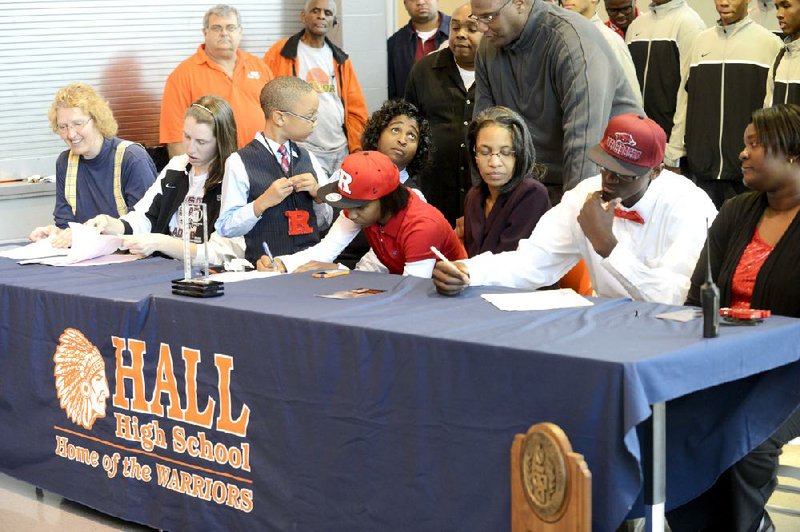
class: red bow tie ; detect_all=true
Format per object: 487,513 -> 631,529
614,207 -> 645,224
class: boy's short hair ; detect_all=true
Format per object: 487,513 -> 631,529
260,76 -> 315,118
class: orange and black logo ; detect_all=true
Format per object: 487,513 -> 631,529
53,328 -> 110,430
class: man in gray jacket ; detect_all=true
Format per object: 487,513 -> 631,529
471,0 -> 642,204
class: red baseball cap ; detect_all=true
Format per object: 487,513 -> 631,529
318,151 -> 400,208
588,114 -> 666,176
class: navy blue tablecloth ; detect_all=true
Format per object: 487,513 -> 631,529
1,257 -> 799,531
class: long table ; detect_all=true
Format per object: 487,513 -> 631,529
1,256 -> 799,531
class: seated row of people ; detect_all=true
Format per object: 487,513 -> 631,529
86,95 -> 244,265
433,113 -> 718,305
434,104 -> 800,532
31,80 -> 788,311
258,150 -> 467,277
254,104 -> 551,276
22,72 -> 800,530
30,79 -> 550,277
31,80 -> 798,299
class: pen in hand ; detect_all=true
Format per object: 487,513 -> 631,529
259,241 -> 288,273
430,246 -> 469,284
262,241 -> 273,261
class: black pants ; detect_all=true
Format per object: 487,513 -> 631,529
667,404 -> 800,531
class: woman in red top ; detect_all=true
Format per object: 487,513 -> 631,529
258,151 -> 466,277
674,104 -> 800,532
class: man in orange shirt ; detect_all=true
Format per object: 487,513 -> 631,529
160,4 -> 273,156
264,0 -> 367,175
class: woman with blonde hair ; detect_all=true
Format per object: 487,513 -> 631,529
29,83 -> 157,246
86,95 -> 243,265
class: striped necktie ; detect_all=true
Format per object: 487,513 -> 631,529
277,144 -> 290,174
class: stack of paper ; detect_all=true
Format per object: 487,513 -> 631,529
1,223 -> 136,266
0,238 -> 69,261
481,289 -> 593,311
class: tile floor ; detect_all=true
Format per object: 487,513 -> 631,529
769,443 -> 800,531
0,474 -> 153,531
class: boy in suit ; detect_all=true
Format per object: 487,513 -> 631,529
216,76 -> 333,263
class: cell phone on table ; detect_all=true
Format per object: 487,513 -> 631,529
312,270 -> 350,278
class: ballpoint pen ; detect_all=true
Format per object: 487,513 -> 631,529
262,241 -> 273,261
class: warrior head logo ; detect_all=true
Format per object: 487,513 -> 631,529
53,328 -> 110,430
614,132 -> 637,146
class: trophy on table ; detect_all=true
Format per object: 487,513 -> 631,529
171,201 -> 223,298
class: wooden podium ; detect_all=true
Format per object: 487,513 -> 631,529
511,422 -> 591,532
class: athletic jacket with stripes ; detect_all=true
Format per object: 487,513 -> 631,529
765,37 -> 800,107
626,0 -> 705,138
666,18 -> 782,181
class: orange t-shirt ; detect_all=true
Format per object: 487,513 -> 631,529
159,45 -> 273,148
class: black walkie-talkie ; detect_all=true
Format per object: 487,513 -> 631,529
701,221 -> 719,338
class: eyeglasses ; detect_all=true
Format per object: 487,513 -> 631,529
280,110 -> 318,124
600,166 -> 642,183
56,117 -> 92,134
207,24 -> 240,33
468,0 -> 513,25
475,148 -> 516,161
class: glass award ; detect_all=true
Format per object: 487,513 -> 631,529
171,201 -> 223,298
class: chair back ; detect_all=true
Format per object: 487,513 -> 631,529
559,260 -> 592,296
511,422 -> 591,532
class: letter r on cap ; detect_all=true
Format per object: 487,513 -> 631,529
338,171 -> 352,195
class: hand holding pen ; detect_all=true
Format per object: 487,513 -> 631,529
257,241 -> 286,272
430,246 -> 470,296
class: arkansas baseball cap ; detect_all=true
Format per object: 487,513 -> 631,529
588,114 -> 667,176
318,151 -> 400,209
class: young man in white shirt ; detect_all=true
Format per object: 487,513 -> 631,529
665,0 -> 782,208
625,0 -> 705,139
432,114 -> 718,305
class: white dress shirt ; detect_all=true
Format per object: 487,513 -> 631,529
463,171 -> 718,305
215,132 -> 333,238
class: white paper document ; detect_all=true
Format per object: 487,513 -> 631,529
206,270 -> 282,283
0,238 -> 70,260
57,254 -> 140,267
654,309 -> 701,322
12,223 -> 125,266
481,288 -> 593,311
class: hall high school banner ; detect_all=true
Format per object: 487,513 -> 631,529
51,328 -> 254,514
4,258 -> 800,531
